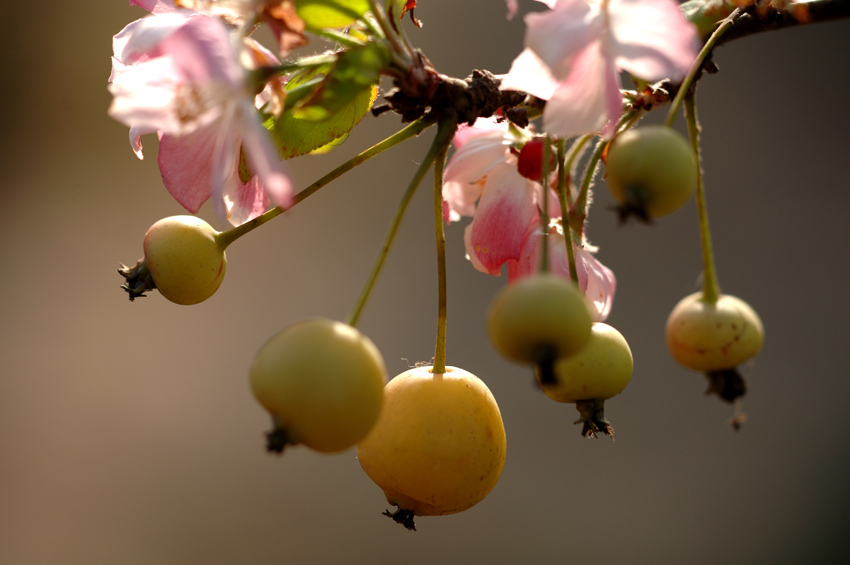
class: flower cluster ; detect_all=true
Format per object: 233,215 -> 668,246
444,0 -> 698,318
108,0 -> 294,226
501,0 -> 699,138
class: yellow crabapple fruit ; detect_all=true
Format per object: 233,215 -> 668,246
536,323 -> 633,438
666,292 -> 764,372
142,215 -> 227,305
356,366 -> 506,530
250,318 -> 387,454
666,292 -> 764,404
538,322 -> 633,403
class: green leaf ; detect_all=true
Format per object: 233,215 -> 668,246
295,0 -> 371,29
271,83 -> 377,159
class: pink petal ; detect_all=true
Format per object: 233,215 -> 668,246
442,178 -> 484,222
608,0 -> 699,81
453,117 -> 508,149
130,0 -> 177,14
524,0 -> 600,80
444,129 -> 510,181
499,48 -> 560,101
463,222 -> 492,275
238,99 -> 293,210
467,165 -> 537,275
543,42 -> 622,138
506,0 -> 518,19
443,127 -> 513,221
575,246 -> 617,321
157,126 -> 218,213
223,175 -> 271,226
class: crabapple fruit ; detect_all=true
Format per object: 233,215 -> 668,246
537,323 -> 633,438
605,126 -> 697,222
356,366 -> 506,530
250,318 -> 387,454
538,322 -> 633,404
142,215 -> 227,305
487,273 -> 593,383
666,292 -> 764,372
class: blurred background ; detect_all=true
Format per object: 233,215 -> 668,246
2,1 -> 850,563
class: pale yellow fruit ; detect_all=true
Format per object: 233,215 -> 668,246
666,292 -> 764,372
357,366 -> 506,517
250,318 -> 387,453
539,323 -> 633,403
143,215 -> 226,305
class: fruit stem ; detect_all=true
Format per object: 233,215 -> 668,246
215,117 -> 435,250
664,7 -> 742,128
346,118 -> 457,328
569,139 -> 606,236
684,91 -> 721,304
538,136 -> 554,274
555,139 -> 578,283
432,124 -> 452,375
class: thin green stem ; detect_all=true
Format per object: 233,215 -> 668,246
216,117 -> 435,250
665,7 -> 742,128
432,122 -> 456,375
555,139 -> 578,283
538,137 -> 553,274
684,92 -> 720,303
346,119 -> 456,328
305,26 -> 365,49
563,134 -> 592,190
569,139 -> 607,236
367,0 -> 413,69
568,110 -> 641,235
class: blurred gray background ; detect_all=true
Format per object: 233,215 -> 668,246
2,1 -> 849,563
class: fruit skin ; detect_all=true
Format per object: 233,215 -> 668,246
143,215 -> 226,305
605,125 -> 697,219
666,292 -> 764,372
357,366 -> 506,518
250,318 -> 387,453
538,323 -> 633,403
487,273 -> 593,365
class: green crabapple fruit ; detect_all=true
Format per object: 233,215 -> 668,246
536,323 -> 633,438
605,125 -> 697,222
357,366 -> 506,531
666,292 -> 764,402
119,215 -> 227,305
250,318 -> 387,454
487,273 -> 593,384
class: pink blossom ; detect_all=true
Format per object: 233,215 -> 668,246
507,220 -> 616,321
109,10 -> 293,225
443,119 -> 557,275
501,0 -> 699,138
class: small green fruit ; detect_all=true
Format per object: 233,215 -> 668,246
487,274 -> 593,370
606,126 -> 697,221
